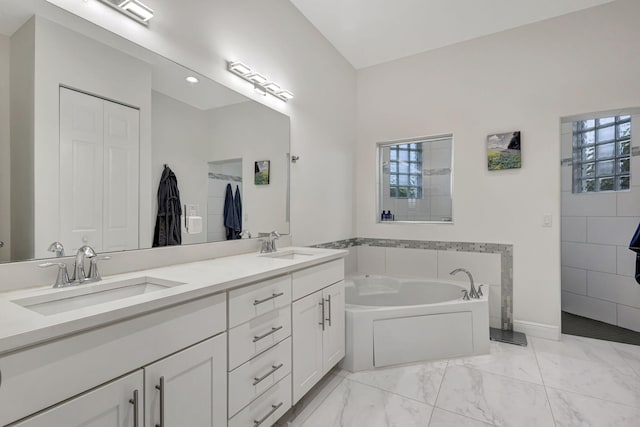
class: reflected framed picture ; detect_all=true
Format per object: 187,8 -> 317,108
254,160 -> 270,185
487,131 -> 521,170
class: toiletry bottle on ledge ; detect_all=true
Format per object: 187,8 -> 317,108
381,211 -> 385,221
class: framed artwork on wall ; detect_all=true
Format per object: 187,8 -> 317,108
254,160 -> 270,185
487,131 -> 521,170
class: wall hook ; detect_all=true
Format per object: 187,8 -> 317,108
291,155 -> 300,163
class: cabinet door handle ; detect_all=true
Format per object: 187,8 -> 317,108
253,402 -> 283,427
254,292 -> 284,306
253,363 -> 284,386
253,326 -> 283,343
155,376 -> 165,427
319,298 -> 326,331
325,295 -> 332,327
128,389 -> 139,427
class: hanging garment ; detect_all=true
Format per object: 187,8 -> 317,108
224,183 -> 241,240
629,223 -> 640,284
234,185 -> 243,239
153,165 -> 182,247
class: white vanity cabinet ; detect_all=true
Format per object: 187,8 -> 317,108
12,370 -> 143,427
145,334 -> 227,427
291,260 -> 345,404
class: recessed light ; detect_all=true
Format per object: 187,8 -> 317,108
185,76 -> 199,84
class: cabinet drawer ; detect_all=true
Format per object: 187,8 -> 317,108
292,259 -> 344,301
228,337 -> 291,417
228,305 -> 291,370
228,374 -> 291,427
229,275 -> 291,328
0,293 -> 226,427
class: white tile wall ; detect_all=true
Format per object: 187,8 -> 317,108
561,242 -> 617,274
561,291 -> 617,325
561,191 -> 617,217
617,246 -> 636,277
385,247 -> 437,278
617,304 -> 640,332
561,266 -> 587,295
587,271 -> 640,307
561,115 -> 640,331
344,247 -> 358,276
356,245 -> 386,275
561,217 -> 586,243
587,217 -> 640,246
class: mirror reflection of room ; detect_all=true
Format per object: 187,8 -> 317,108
0,15 -> 290,263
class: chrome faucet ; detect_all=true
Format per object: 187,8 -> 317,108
259,230 -> 281,253
450,268 -> 481,299
48,241 -> 65,257
72,245 -> 97,283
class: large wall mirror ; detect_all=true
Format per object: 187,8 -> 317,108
0,1 -> 290,263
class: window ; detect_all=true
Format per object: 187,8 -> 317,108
573,115 -> 631,193
388,143 -> 423,198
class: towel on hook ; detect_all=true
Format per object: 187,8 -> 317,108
234,185 -> 242,238
224,183 -> 241,240
629,223 -> 640,284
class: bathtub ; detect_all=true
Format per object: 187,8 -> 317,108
342,275 -> 489,372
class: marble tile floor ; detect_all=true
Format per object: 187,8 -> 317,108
276,335 -> 640,427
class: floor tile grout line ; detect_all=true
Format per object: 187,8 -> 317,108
606,342 -> 640,378
340,375 -> 437,407
530,339 -> 559,427
543,383 -> 640,411
287,374 -> 346,427
430,407 -> 499,427
427,359 -> 448,426
449,361 -> 545,387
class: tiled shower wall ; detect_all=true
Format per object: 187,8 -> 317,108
561,115 -> 640,333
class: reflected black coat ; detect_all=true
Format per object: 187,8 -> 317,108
153,166 -> 182,247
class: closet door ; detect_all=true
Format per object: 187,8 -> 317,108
59,87 -> 104,253
103,101 -> 139,252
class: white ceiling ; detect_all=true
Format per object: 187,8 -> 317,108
290,0 -> 618,69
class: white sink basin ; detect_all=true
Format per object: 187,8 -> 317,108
261,250 -> 315,260
13,277 -> 185,316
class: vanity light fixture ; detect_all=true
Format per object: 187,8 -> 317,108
98,0 -> 154,25
226,61 -> 294,102
185,76 -> 199,84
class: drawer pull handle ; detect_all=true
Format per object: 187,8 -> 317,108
253,326 -> 283,343
325,295 -> 332,326
254,292 -> 285,306
155,376 -> 165,427
129,389 -> 139,427
319,298 -> 325,331
254,402 -> 284,427
253,363 -> 284,386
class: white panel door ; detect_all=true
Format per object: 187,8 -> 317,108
59,87 -> 104,252
13,370 -> 143,427
322,281 -> 345,374
145,334 -> 227,427
103,100 -> 139,252
291,290 -> 324,404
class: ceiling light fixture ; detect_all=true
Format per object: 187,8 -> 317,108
98,0 -> 154,25
226,61 -> 294,102
185,76 -> 199,84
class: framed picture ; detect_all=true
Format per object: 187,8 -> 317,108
487,131 -> 521,170
254,160 -> 270,185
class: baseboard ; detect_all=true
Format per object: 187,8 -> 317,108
513,320 -> 560,341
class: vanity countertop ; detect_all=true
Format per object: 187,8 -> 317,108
0,247 -> 347,356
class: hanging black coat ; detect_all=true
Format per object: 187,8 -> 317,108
153,165 -> 182,247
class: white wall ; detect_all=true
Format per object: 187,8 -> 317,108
151,91 -> 209,246
45,0 -> 357,247
0,35 -> 10,262
561,113 -> 640,332
208,101 -> 290,237
356,0 -> 640,334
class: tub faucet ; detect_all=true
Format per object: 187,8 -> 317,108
450,268 -> 480,299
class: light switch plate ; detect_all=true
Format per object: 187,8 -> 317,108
542,214 -> 552,227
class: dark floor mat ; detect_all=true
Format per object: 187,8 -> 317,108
562,311 -> 640,346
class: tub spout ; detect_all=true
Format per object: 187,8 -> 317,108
450,268 -> 480,299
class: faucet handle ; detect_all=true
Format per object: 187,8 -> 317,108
39,262 -> 71,288
461,289 -> 470,301
88,256 -> 111,282
477,284 -> 484,297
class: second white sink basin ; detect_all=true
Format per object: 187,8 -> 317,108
261,250 -> 315,260
13,277 -> 185,316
